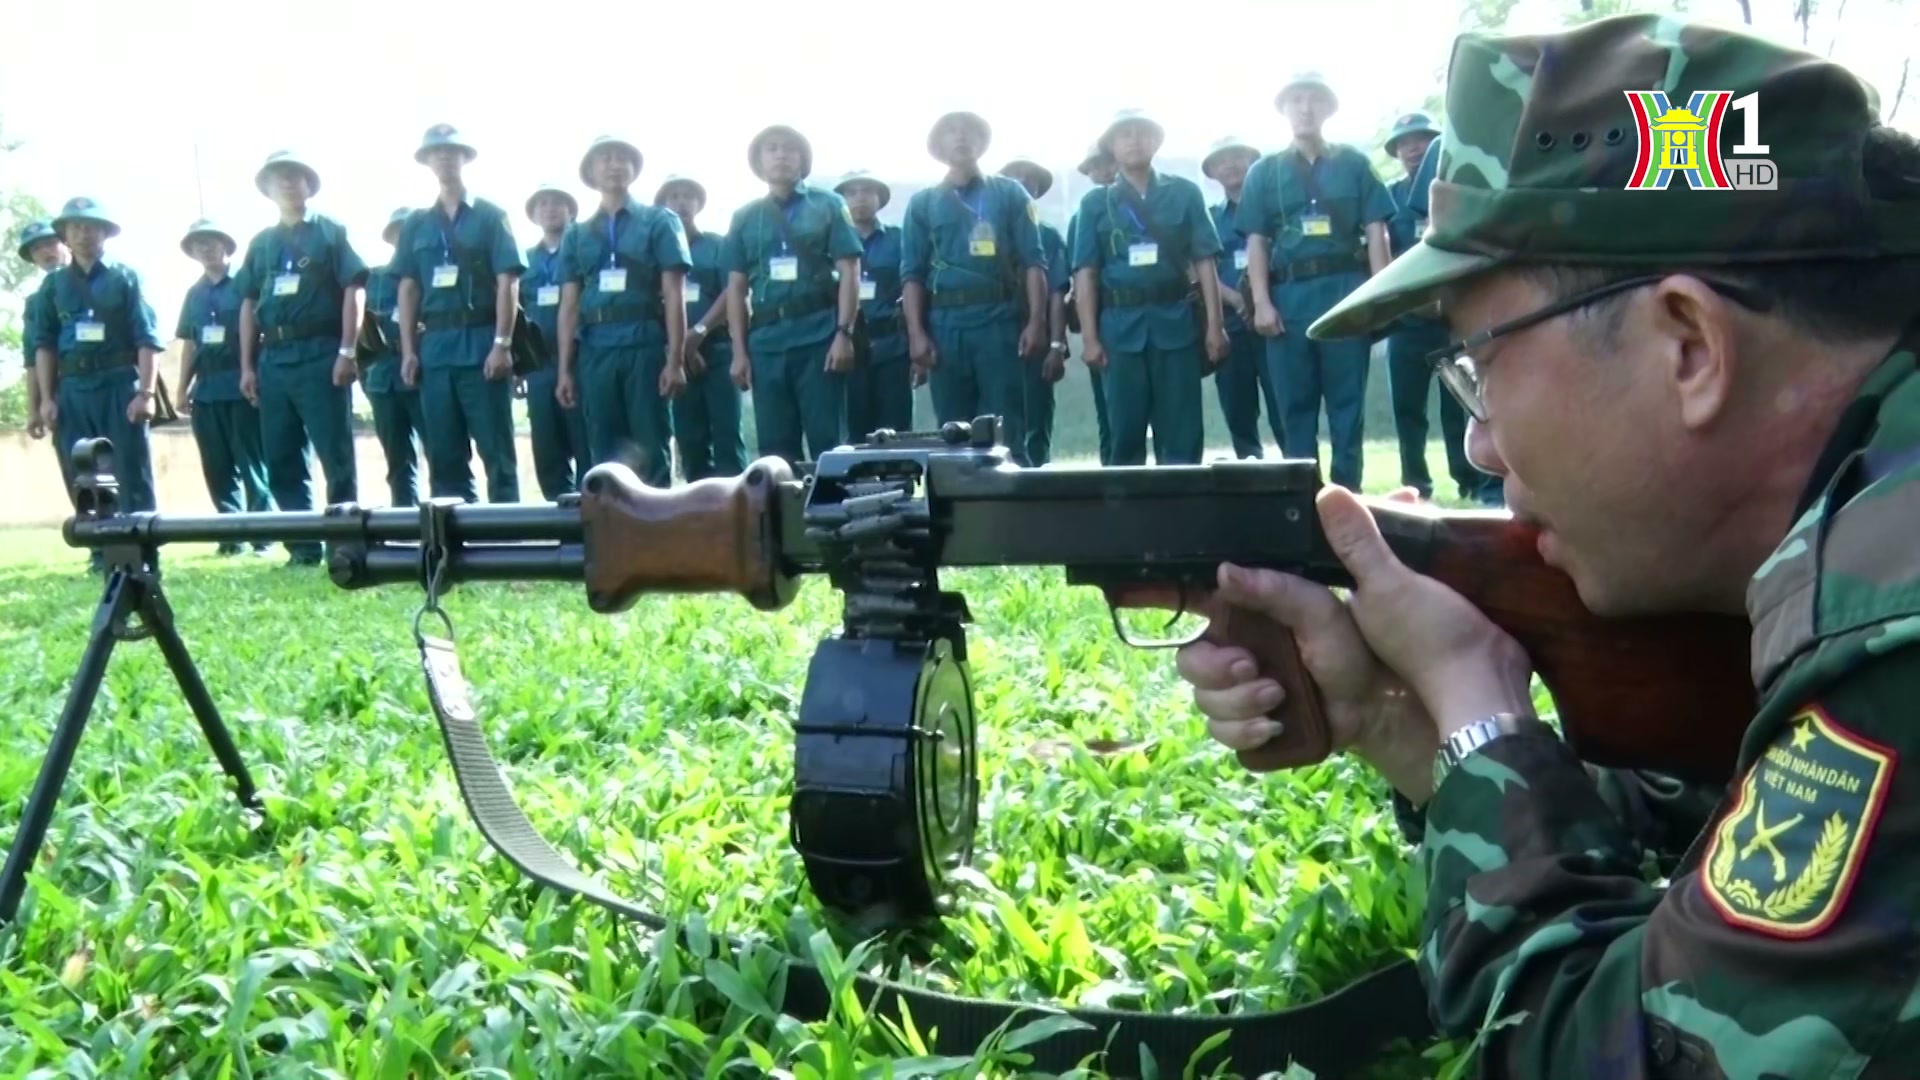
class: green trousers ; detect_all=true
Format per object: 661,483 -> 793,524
579,343 -> 671,488
1089,365 -> 1112,465
671,343 -> 747,481
523,365 -> 590,499
1101,342 -> 1205,467
928,317 -> 1025,463
845,335 -> 914,444
55,371 -> 157,512
1268,271 -> 1371,490
190,397 -> 274,551
259,357 -> 357,564
367,387 -> 428,508
749,339 -> 846,465
1215,326 -> 1283,459
1388,319 -> 1502,505
421,365 -> 519,504
1021,359 -> 1056,466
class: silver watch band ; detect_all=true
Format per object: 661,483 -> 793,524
1432,712 -> 1545,791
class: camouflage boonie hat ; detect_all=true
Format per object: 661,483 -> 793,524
1310,14 -> 1919,340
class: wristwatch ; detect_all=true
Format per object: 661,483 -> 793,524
835,323 -> 856,338
1431,712 -> 1548,792
692,322 -> 708,337
336,346 -> 355,359
493,335 -> 511,347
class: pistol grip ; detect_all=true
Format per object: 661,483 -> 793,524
1215,606 -> 1334,772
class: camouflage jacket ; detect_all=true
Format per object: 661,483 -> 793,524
1419,330 -> 1920,1077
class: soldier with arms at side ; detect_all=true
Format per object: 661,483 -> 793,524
1179,15 -> 1920,1075
234,150 -> 366,567
1068,143 -> 1117,465
519,182 -> 591,498
175,217 -> 273,552
393,124 -> 526,504
1202,135 -> 1285,460
17,221 -> 70,487
835,169 -> 912,441
657,173 -> 745,481
361,207 -> 430,507
997,157 -> 1070,467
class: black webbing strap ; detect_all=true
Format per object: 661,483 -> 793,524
412,619 -> 1435,1078
264,317 -> 341,345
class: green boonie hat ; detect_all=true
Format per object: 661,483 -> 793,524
1201,136 -> 1261,180
1098,109 -> 1165,158
997,158 -> 1052,199
1384,111 -> 1441,155
833,169 -> 891,209
928,111 -> 991,161
180,218 -> 236,258
580,136 -> 643,189
255,150 -> 321,197
1309,13 -> 1920,341
383,207 -> 412,244
525,183 -> 579,223
749,124 -> 813,181
1077,141 -> 1112,177
653,174 -> 706,208
415,123 -> 478,165
1275,71 -> 1338,112
16,220 -> 57,262
53,196 -> 120,238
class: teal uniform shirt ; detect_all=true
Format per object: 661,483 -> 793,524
683,230 -> 729,353
361,262 -> 405,394
1039,223 -> 1070,298
23,287 -> 52,372
233,214 -> 369,366
31,258 -> 165,374
1234,145 -> 1394,281
393,198 -> 526,368
1070,171 -> 1221,353
176,275 -> 245,403
556,197 -> 692,349
856,223 -> 905,362
900,174 -> 1045,330
520,240 -> 567,358
1209,200 -> 1252,335
721,182 -> 864,355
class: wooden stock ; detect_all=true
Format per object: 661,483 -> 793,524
577,458 -> 797,615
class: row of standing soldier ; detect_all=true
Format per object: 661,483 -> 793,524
14,74 -> 1502,570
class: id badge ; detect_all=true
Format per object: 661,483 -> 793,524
1233,248 -> 1249,270
769,256 -> 799,282
859,277 -> 877,301
969,222 -> 997,258
599,267 -> 628,293
537,284 -> 560,307
1415,215 -> 1430,240
201,325 -> 227,345
75,320 -> 106,343
684,281 -> 702,304
1300,213 -> 1333,237
273,272 -> 301,297
432,264 -> 460,288
1128,242 -> 1159,267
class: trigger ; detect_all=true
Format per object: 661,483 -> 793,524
1164,583 -> 1189,636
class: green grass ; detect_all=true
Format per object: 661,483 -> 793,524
0,439 -> 1490,1080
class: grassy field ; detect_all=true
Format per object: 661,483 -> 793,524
0,434 -> 1500,1079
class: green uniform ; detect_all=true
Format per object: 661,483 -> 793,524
1070,170 -> 1220,466
1018,222 -> 1070,466
672,230 -> 746,480
392,199 -> 525,503
1306,17 -> 1920,1073
233,213 -> 366,564
30,258 -> 165,514
1065,212 -> 1112,465
176,273 -> 273,547
846,222 -> 911,441
519,240 -> 590,498
23,285 -> 77,502
1236,144 -> 1393,488
557,196 -> 692,487
721,182 -> 863,464
1210,197 -> 1284,459
900,173 -> 1044,461
361,262 -> 428,507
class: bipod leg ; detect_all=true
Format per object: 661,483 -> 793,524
0,568 -> 140,925
139,577 -> 260,812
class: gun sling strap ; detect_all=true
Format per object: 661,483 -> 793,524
409,541 -> 1433,1077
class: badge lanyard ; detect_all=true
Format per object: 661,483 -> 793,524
437,204 -> 467,266
768,197 -> 804,256
604,211 -> 621,267
282,222 -> 309,273
73,263 -> 110,326
206,277 -> 227,328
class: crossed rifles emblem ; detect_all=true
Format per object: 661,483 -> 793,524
1739,801 -> 1804,883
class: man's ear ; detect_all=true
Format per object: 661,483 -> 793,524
1649,275 -> 1739,431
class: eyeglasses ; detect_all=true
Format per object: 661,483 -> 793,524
1427,273 -> 1774,423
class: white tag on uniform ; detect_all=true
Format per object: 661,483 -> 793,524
537,284 -> 560,307
432,264 -> 460,288
1300,213 -> 1332,237
76,321 -> 106,343
1415,215 -> 1430,240
859,277 -> 877,301
769,256 -> 799,282
201,325 -> 227,345
684,282 -> 702,304
273,273 -> 300,297
1128,243 -> 1159,267
970,237 -> 997,257
599,267 -> 628,293
1234,248 -> 1249,270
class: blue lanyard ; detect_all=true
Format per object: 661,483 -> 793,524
281,223 -> 307,272
539,246 -> 560,283
1120,202 -> 1149,238
950,184 -> 989,226
436,204 -> 466,264
604,211 -> 622,266
206,278 -> 227,324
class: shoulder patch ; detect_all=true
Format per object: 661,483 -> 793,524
1701,704 -> 1896,938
